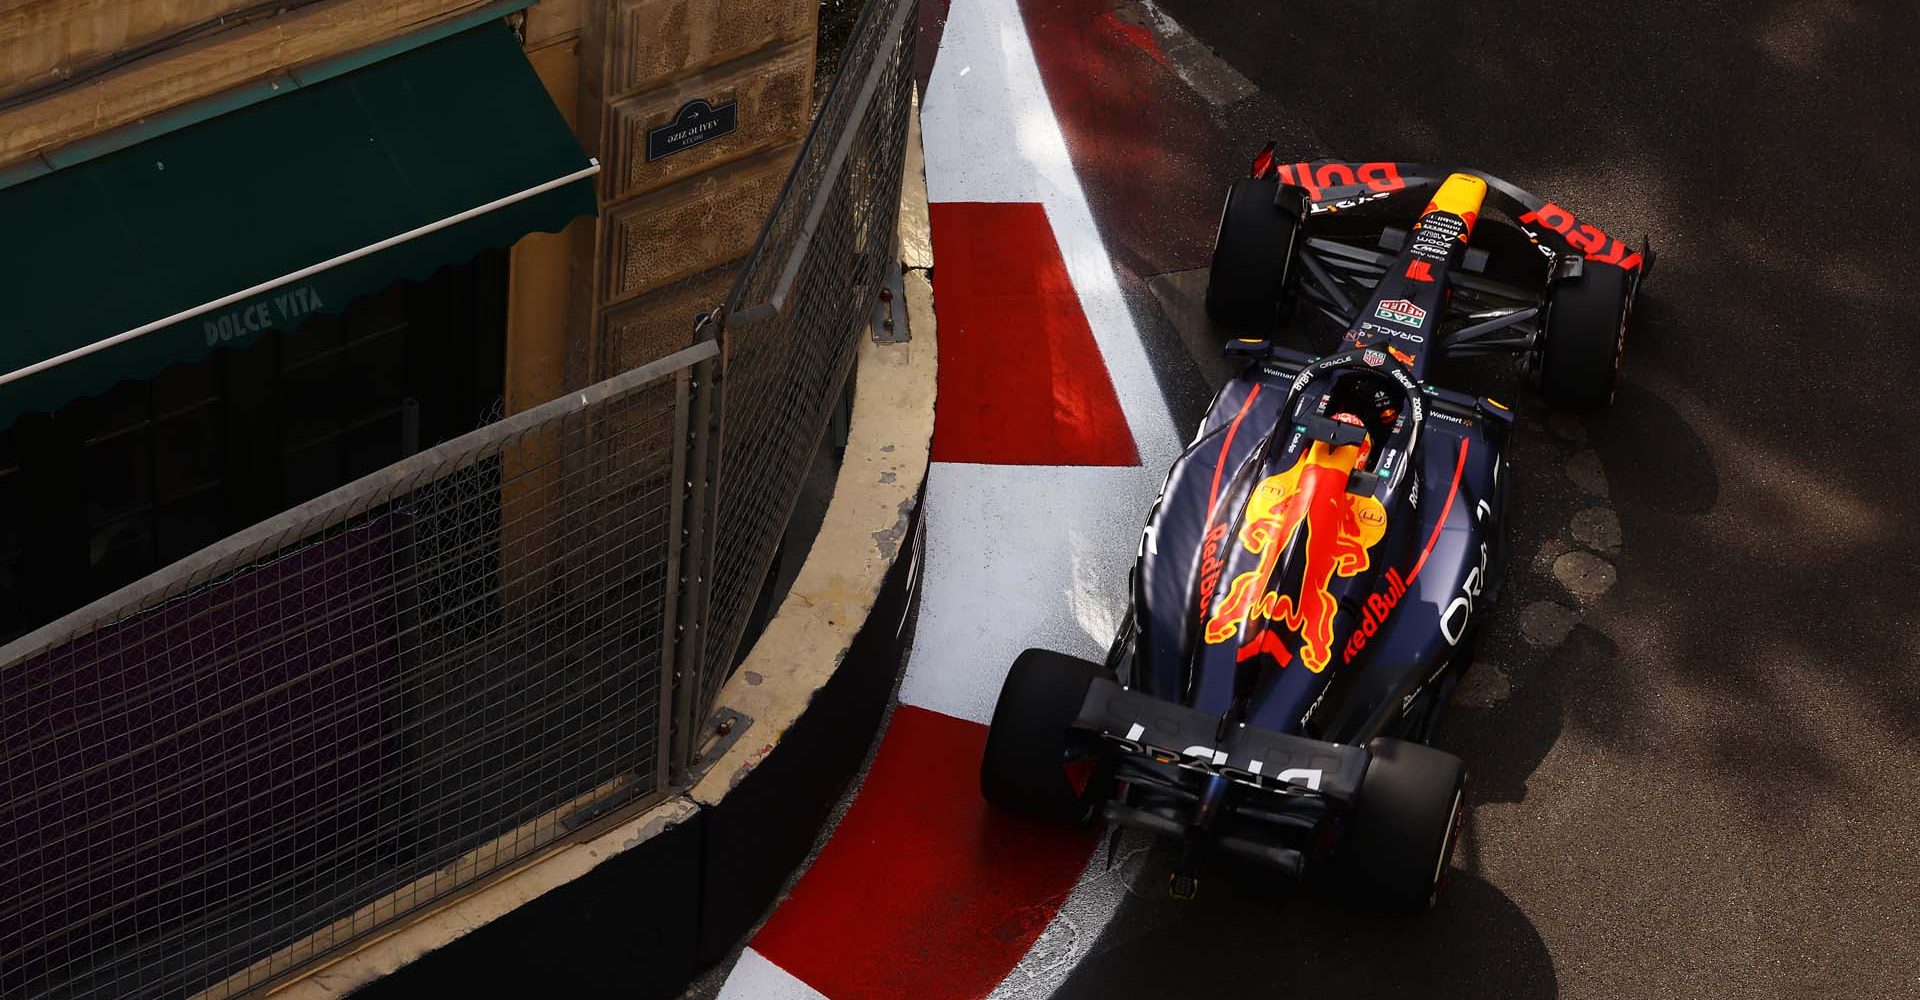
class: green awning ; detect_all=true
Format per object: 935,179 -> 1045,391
0,19 -> 596,428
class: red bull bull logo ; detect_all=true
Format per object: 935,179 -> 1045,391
1203,439 -> 1388,672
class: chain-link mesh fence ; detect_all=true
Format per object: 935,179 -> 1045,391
700,0 -> 918,719
0,342 -> 715,1000
0,0 -> 918,993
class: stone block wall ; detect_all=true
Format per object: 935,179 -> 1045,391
578,0 -> 817,378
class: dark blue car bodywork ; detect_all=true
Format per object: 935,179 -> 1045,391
1131,350 -> 1511,746
1066,159 -> 1647,878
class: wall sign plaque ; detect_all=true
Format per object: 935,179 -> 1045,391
646,99 -> 738,161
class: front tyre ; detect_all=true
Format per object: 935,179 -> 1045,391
981,649 -> 1111,823
1339,738 -> 1468,913
1538,263 -> 1635,410
1205,177 -> 1299,330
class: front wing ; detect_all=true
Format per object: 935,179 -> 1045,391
1248,153 -> 1652,276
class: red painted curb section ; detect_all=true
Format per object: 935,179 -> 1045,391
1102,10 -> 1168,69
927,201 -> 1139,467
1018,0 -> 1237,278
751,705 -> 1099,1000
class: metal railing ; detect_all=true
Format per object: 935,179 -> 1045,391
0,0 -> 916,994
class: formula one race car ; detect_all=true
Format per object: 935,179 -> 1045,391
979,154 -> 1651,911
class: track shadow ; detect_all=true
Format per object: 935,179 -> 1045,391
1052,842 -> 1557,1000
1029,0 -> 1920,990
1587,370 -> 1718,518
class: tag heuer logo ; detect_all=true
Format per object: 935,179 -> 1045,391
1363,349 -> 1386,367
1376,298 -> 1427,327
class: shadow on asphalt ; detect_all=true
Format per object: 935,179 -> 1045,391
1052,847 -> 1557,999
1002,0 -> 1920,990
1590,380 -> 1719,516
1127,4 -> 1920,993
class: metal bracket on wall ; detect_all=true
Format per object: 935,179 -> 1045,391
681,707 -> 753,787
558,777 -> 652,833
871,263 -> 909,344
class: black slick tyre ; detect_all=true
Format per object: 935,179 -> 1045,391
1340,738 -> 1467,913
1205,177 -> 1298,330
1539,264 -> 1634,410
981,649 -> 1108,823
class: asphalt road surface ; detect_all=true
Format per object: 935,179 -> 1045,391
1014,1 -> 1920,997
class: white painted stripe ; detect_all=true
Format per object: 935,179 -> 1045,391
986,831 -> 1157,1000
717,947 -> 833,1000
898,463 -> 1167,724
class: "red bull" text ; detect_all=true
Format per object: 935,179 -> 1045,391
1342,566 -> 1410,664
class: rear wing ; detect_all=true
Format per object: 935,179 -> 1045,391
1075,677 -> 1370,802
1247,150 -> 1653,277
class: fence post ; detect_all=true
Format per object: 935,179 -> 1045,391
668,337 -> 721,786
685,0 -> 917,731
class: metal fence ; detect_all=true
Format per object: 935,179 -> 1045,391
0,0 -> 916,995
0,343 -> 714,1000
701,0 -> 918,722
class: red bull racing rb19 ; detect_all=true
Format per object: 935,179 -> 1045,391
979,157 -> 1651,912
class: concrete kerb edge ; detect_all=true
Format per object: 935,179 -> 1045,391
686,306 -> 936,803
690,87 -> 934,805
251,94 -> 937,1000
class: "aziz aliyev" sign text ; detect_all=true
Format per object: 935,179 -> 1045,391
646,99 -> 738,161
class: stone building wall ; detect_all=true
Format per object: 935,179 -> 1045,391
577,0 -> 818,380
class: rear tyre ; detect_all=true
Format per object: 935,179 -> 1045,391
1205,178 -> 1299,330
1340,738 -> 1467,913
1539,264 -> 1635,410
981,649 -> 1110,823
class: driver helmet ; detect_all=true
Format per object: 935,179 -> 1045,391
1328,410 -> 1374,466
